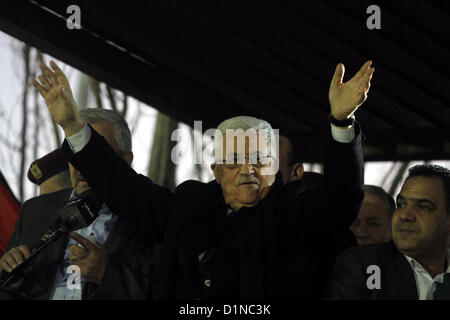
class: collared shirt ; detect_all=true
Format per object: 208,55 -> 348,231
49,190 -> 118,300
404,250 -> 450,300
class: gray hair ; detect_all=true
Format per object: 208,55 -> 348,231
364,185 -> 396,217
213,115 -> 276,162
79,108 -> 132,156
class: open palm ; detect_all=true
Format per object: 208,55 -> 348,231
329,61 -> 374,120
32,61 -> 81,129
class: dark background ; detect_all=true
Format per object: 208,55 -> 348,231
0,0 -> 449,161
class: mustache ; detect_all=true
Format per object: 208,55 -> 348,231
235,175 -> 260,186
395,222 -> 419,233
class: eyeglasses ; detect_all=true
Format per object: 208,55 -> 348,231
220,154 -> 273,170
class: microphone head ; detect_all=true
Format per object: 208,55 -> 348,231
78,189 -> 103,214
59,190 -> 103,231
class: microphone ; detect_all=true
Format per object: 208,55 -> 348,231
58,189 -> 103,232
28,189 -> 102,254
0,190 -> 103,287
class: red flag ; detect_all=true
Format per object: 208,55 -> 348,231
0,171 -> 20,256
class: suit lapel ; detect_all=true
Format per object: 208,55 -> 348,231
102,217 -> 134,258
44,231 -> 69,294
43,189 -> 73,294
81,216 -> 133,300
22,189 -> 72,298
383,241 -> 418,299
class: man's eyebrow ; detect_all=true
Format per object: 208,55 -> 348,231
225,152 -> 240,158
249,151 -> 269,157
365,217 -> 381,221
396,195 -> 436,206
416,199 -> 436,206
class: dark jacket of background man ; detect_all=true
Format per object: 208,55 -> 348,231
63,124 -> 364,299
326,240 -> 419,299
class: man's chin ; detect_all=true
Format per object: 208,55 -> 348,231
238,196 -> 261,207
356,239 -> 371,246
393,236 -> 421,254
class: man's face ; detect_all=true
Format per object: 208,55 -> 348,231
392,176 -> 449,259
350,193 -> 392,246
69,121 -> 126,196
278,135 -> 304,185
211,131 -> 276,210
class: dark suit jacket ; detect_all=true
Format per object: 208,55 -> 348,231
326,240 -> 418,299
64,124 -> 365,299
6,188 -> 155,299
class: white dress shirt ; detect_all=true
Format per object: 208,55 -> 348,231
404,250 -> 450,300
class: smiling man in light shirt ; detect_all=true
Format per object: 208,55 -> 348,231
327,164 -> 450,300
393,165 -> 450,299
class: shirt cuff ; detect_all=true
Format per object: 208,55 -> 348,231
330,123 -> 355,143
66,124 -> 91,153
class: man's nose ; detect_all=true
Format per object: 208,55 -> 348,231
398,205 -> 416,222
238,161 -> 255,174
353,222 -> 368,237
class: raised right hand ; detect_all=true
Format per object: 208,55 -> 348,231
32,61 -> 84,136
0,245 -> 31,273
329,60 -> 374,121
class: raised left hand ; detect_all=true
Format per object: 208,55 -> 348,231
68,232 -> 109,284
329,60 -> 375,120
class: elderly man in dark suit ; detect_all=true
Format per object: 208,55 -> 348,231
0,109 -> 154,300
326,164 -> 450,300
31,59 -> 373,299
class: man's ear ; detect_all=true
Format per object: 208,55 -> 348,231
290,162 -> 304,181
211,163 -> 222,183
122,151 -> 134,166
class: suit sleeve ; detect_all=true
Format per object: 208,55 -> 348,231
325,249 -> 370,299
299,123 -> 364,234
62,126 -> 174,243
85,262 -> 152,300
6,202 -> 27,250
